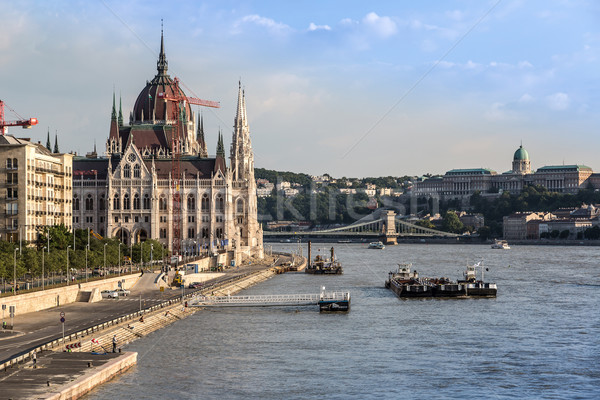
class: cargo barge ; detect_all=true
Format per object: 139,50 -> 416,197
305,242 -> 343,275
385,263 -> 497,299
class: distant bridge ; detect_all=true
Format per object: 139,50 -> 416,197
264,211 -> 459,243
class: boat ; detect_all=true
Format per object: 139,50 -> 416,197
385,262 -> 497,299
368,241 -> 385,249
491,239 -> 510,249
305,245 -> 343,275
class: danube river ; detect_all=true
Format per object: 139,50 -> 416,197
85,243 -> 599,399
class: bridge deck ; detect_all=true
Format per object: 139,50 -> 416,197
191,292 -> 350,307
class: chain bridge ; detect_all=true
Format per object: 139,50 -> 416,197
264,210 -> 458,243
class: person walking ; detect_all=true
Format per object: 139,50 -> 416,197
112,335 -> 117,353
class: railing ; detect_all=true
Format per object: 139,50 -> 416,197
192,291 -> 350,307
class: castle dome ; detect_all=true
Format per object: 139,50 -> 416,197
513,145 -> 529,161
131,31 -> 192,124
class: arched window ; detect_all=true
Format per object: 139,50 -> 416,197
187,195 -> 196,211
159,195 -> 167,210
201,194 -> 209,212
123,194 -> 130,210
13,158 -> 17,168
133,194 -> 140,210
216,227 -> 223,239
215,194 -> 224,212
202,227 -> 209,238
113,195 -> 120,210
85,194 -> 94,211
133,164 -> 140,178
236,198 -> 244,214
73,195 -> 80,211
143,194 -> 150,209
123,164 -> 131,178
99,194 -> 105,210
6,159 -> 12,169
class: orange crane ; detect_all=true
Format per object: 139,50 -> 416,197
0,100 -> 38,134
157,77 -> 219,257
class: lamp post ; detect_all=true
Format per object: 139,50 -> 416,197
13,247 -> 19,295
42,246 -> 47,291
150,244 -> 153,269
85,244 -> 89,282
118,243 -> 122,277
140,241 -> 144,270
67,245 -> 71,285
104,243 -> 108,279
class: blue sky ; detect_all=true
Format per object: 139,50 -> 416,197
1,0 -> 599,178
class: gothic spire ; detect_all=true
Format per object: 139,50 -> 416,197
197,111 -> 207,157
118,95 -> 123,127
216,129 -> 225,157
235,80 -> 245,129
157,20 -> 168,75
111,91 -> 117,121
46,128 -> 51,152
53,131 -> 59,153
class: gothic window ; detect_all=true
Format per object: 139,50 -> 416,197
73,195 -> 80,211
202,227 -> 209,238
188,228 -> 195,239
113,195 -> 120,210
201,194 -> 209,211
216,228 -> 223,239
99,194 -> 105,210
160,228 -> 167,239
187,195 -> 196,211
123,194 -> 130,210
133,194 -> 140,210
6,159 -> 11,169
143,194 -> 150,209
85,194 -> 94,211
236,198 -> 244,214
123,164 -> 131,178
215,194 -> 224,212
159,195 -> 167,210
133,164 -> 140,178
13,158 -> 17,169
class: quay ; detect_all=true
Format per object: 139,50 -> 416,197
0,253 -> 304,399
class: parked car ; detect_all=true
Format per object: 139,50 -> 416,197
101,290 -> 118,299
188,282 -> 202,289
115,288 -> 130,297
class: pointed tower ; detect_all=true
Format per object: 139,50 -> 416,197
214,129 -> 226,173
230,81 -> 255,182
46,129 -> 52,152
53,131 -> 59,153
118,95 -> 124,127
197,112 -> 208,157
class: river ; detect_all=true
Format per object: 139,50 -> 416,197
84,243 -> 600,399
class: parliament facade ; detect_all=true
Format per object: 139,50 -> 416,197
72,33 -> 262,256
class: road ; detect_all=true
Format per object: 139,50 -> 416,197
0,255 -> 288,364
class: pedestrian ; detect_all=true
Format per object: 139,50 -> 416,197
112,335 -> 117,353
32,350 -> 37,367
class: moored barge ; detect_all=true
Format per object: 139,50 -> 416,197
305,242 -> 343,275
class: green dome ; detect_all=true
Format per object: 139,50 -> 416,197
513,145 -> 529,161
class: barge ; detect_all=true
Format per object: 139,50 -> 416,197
305,242 -> 343,275
385,263 -> 497,299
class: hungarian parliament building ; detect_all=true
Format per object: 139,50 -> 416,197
412,144 -> 600,199
70,33 -> 263,256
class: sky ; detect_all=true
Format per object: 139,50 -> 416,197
1,0 -> 599,178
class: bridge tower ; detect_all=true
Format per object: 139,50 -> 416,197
382,210 -> 398,245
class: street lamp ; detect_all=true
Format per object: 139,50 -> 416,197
150,244 -> 153,269
42,246 -> 47,291
140,241 -> 144,270
118,242 -> 122,276
13,247 -> 19,295
67,245 -> 71,285
104,243 -> 108,279
85,244 -> 89,282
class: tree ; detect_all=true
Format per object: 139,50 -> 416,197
477,226 -> 491,241
550,230 -> 560,239
441,211 -> 464,233
559,230 -> 570,239
415,219 -> 435,229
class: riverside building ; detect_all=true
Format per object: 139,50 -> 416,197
413,144 -> 596,199
72,32 -> 263,257
0,135 -> 73,242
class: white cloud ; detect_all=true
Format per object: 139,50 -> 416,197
308,22 -> 331,32
232,14 -> 291,35
518,60 -> 533,68
518,93 -> 534,103
445,9 -> 465,21
484,102 -> 518,121
546,92 -> 570,110
362,12 -> 397,38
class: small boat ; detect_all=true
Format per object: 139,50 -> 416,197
385,264 -> 434,298
368,241 -> 385,249
491,239 -> 510,249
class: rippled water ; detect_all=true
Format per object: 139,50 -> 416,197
85,243 -> 600,399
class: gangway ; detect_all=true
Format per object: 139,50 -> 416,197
190,290 -> 350,312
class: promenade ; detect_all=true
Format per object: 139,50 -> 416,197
0,253 -> 296,399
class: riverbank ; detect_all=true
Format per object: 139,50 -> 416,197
1,255 -> 305,399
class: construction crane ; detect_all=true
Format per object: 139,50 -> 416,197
0,100 -> 38,134
157,77 -> 220,258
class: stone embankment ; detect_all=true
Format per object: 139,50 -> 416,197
1,257 -> 304,399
